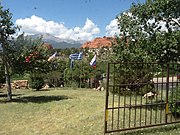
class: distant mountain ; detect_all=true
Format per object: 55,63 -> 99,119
29,33 -> 83,49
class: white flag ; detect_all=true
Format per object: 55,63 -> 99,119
90,54 -> 96,68
48,52 -> 57,61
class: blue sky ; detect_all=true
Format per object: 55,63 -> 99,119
1,0 -> 145,41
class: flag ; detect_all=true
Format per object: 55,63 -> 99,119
69,52 -> 83,69
90,54 -> 96,68
69,52 -> 83,60
48,52 -> 57,61
77,52 -> 83,60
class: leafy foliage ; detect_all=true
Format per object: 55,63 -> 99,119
29,74 -> 44,90
10,34 -> 53,74
170,86 -> 180,118
115,0 -> 180,63
109,63 -> 156,95
0,63 -> 5,83
110,0 -> 180,94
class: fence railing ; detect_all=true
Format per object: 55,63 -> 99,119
104,62 -> 180,134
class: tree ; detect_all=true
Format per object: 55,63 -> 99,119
10,34 -> 52,74
0,4 -> 17,100
10,34 -> 58,90
115,0 -> 180,63
110,0 -> 180,94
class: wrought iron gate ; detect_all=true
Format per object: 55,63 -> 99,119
104,62 -> 180,134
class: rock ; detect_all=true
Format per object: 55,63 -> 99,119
143,91 -> 158,99
101,87 -> 104,91
41,43 -> 53,50
42,84 -> 50,90
81,37 -> 116,49
96,86 -> 101,91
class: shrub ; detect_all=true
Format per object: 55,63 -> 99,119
44,71 -> 63,87
170,85 -> 180,118
109,63 -> 156,95
29,74 -> 44,90
0,65 -> 5,83
71,81 -> 78,89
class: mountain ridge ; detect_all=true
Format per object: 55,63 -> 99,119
29,33 -> 83,49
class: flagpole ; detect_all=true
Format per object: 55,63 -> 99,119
71,60 -> 73,87
69,52 -> 83,88
89,53 -> 97,89
79,60 -> 81,88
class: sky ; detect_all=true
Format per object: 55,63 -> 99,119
1,0 -> 146,42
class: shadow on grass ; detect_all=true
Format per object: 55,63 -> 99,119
0,93 -> 23,98
0,95 -> 69,103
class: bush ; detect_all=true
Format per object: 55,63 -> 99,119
109,63 -> 155,95
0,66 -> 5,83
44,71 -> 63,87
29,74 -> 44,90
71,81 -> 79,89
170,86 -> 180,118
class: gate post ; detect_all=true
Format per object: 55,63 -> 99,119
104,63 -> 110,134
165,63 -> 170,123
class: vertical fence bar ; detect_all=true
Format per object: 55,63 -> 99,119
170,63 -> 175,122
139,63 -> 143,127
111,64 -> 116,130
149,63 -> 153,125
117,86 -> 121,129
174,63 -> 178,120
145,63 -> 148,126
104,63 -> 110,134
160,64 -> 164,123
166,63 -> 170,123
134,90 -> 137,127
123,87 -> 126,128
134,63 -> 138,128
129,88 -> 132,128
154,63 -> 157,124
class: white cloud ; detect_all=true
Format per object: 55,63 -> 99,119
15,15 -> 100,41
105,19 -> 120,36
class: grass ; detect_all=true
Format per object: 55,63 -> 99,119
0,88 -> 180,135
0,88 -> 105,135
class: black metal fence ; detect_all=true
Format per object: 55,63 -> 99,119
104,62 -> 180,134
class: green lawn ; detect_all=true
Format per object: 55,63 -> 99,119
0,88 -> 180,135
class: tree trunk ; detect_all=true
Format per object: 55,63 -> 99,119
2,43 -> 12,101
4,61 -> 12,101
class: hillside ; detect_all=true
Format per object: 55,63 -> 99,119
29,33 -> 82,49
81,37 -> 116,49
28,34 -> 117,49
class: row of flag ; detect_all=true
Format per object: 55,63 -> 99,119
47,52 -> 96,69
